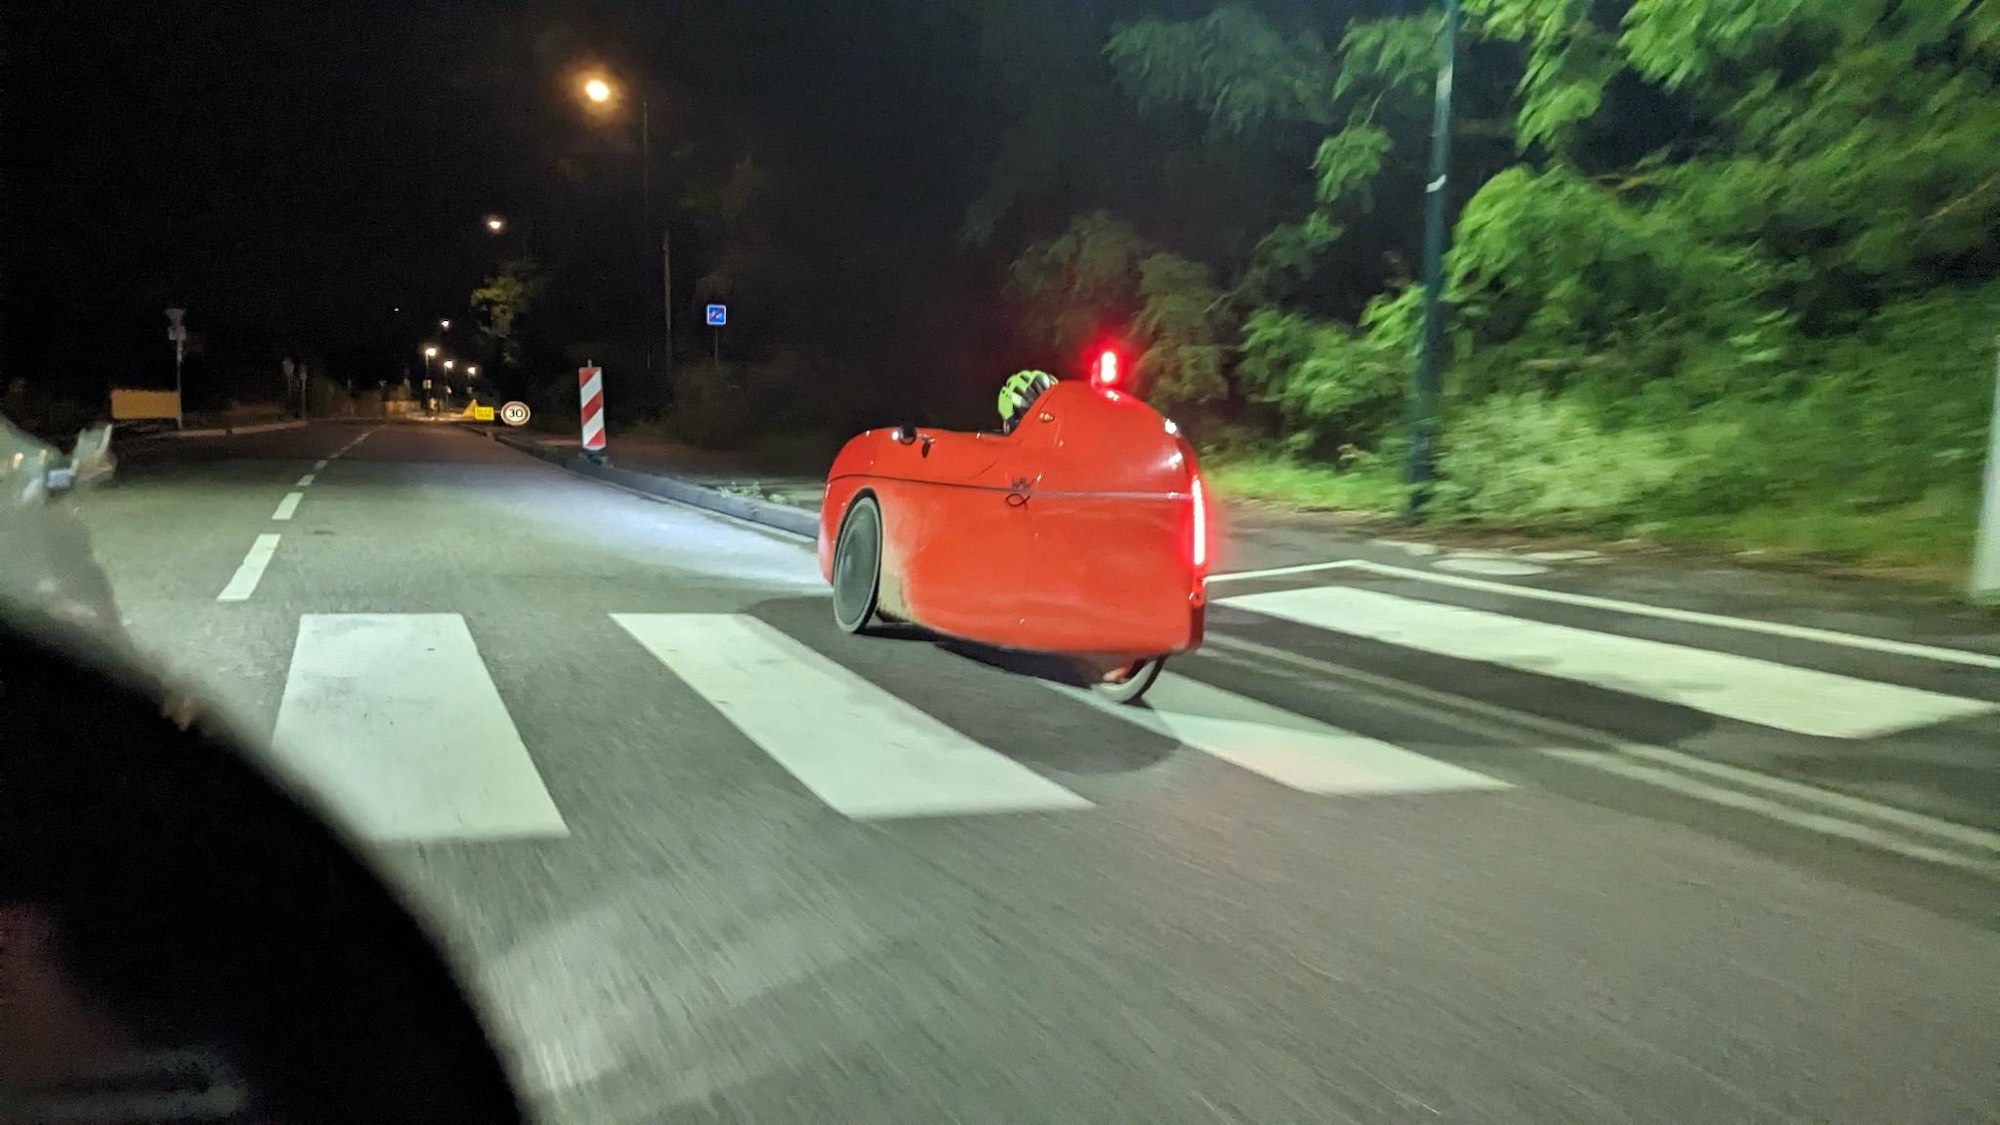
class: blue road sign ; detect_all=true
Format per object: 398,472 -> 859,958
705,304 -> 728,327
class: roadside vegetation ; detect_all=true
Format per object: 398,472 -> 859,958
983,0 -> 2000,577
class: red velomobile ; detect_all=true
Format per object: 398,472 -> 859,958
818,354 -> 1209,704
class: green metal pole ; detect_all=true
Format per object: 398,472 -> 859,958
1406,0 -> 1460,518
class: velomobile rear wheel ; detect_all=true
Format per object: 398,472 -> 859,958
1092,657 -> 1165,705
831,495 -> 882,634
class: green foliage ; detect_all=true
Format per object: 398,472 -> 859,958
1236,301 -> 1410,455
1202,451 -> 1407,511
1431,391 -> 1690,523
1134,252 -> 1231,413
1311,120 -> 1392,207
1106,5 -> 1338,137
995,0 -> 1999,576
1334,14 -> 1444,100
470,258 -> 547,371
1009,211 -> 1152,355
304,374 -> 346,418
1238,212 -> 1343,304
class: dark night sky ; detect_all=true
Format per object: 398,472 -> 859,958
4,0 -> 1018,411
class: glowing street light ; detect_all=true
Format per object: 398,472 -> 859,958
422,345 -> 438,359
439,318 -> 451,331
573,64 -> 670,383
464,364 -> 479,377
484,215 -> 506,233
442,359 -> 455,371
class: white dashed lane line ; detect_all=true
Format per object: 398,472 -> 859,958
217,426 -> 379,603
217,534 -> 282,602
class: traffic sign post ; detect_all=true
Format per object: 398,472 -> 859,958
706,304 -> 727,364
165,307 -> 188,430
578,364 -> 607,462
499,401 -> 531,428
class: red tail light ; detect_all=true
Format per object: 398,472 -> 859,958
1189,473 -> 1209,573
1093,349 -> 1120,388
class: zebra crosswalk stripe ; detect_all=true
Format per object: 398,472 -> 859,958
270,613 -> 569,842
612,613 -> 1093,820
1223,585 -> 1994,739
1060,672 -> 1511,796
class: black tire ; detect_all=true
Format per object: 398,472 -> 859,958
1091,657 -> 1166,705
831,495 -> 883,634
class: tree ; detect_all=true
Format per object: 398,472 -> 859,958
469,258 -> 546,372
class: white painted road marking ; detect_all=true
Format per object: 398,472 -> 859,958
1614,742 -> 2000,854
1211,558 -> 2000,670
270,614 -> 568,841
614,613 -> 1090,819
1225,585 -> 1994,739
1208,631 -> 2000,874
313,459 -> 328,470
296,473 -> 316,487
1209,560 -> 1367,584
1064,673 -> 1509,796
216,534 -> 281,602
1544,750 -> 2000,877
272,492 -> 303,520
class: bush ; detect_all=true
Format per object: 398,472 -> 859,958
1431,393 -> 1688,525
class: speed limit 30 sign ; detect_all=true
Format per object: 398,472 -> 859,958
499,401 -> 531,427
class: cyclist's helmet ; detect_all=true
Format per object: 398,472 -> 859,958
997,369 -> 1057,430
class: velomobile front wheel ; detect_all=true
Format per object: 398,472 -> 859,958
1091,657 -> 1165,705
831,496 -> 882,634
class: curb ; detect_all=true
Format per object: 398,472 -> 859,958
489,431 -> 819,539
145,419 -> 309,439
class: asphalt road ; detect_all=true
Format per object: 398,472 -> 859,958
72,421 -> 2000,1123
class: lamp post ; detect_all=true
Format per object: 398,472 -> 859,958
1973,337 -> 2000,604
1406,0 -> 1461,519
580,70 -> 672,393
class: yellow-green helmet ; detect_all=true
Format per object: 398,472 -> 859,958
998,369 -> 1056,424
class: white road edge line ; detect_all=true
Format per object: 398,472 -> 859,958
1208,560 -> 1364,584
216,534 -> 281,602
1615,743 -> 2000,854
313,459 -> 328,470
1543,750 -> 2000,878
296,473 -> 315,487
271,492 -> 304,521
1209,557 -> 2000,669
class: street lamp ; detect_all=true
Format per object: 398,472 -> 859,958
439,318 -> 451,332
420,345 -> 439,416
577,68 -> 672,389
484,215 -> 506,233
1406,0 -> 1462,519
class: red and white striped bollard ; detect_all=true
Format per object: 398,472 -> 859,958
578,364 -> 606,461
